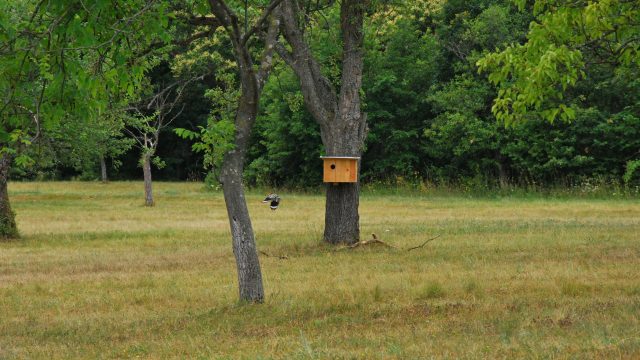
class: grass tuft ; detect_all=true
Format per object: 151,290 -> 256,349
417,281 -> 446,300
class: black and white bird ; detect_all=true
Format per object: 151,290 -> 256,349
262,193 -> 281,210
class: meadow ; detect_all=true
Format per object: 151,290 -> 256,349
1,182 -> 639,359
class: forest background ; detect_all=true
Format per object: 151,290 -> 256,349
15,0 -> 640,191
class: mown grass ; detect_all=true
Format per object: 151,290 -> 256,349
1,181 -> 639,359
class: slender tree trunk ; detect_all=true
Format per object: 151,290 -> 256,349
206,0 -> 281,302
100,155 -> 108,183
219,100 -> 264,303
220,156 -> 264,303
0,153 -> 18,239
496,153 -> 508,189
142,153 -> 154,206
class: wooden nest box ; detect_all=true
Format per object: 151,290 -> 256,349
321,156 -> 359,184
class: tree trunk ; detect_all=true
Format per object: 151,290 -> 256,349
277,0 -> 367,245
0,154 -> 18,239
206,0 -> 281,303
324,182 -> 360,244
219,99 -> 264,303
142,153 -> 154,206
496,153 -> 508,189
220,159 -> 264,303
100,155 -> 108,183
322,115 -> 367,244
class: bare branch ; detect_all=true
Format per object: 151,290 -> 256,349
189,15 -> 222,27
273,41 -> 296,69
407,235 -> 442,252
278,0 -> 338,127
257,13 -> 282,90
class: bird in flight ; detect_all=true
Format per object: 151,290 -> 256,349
262,193 -> 281,210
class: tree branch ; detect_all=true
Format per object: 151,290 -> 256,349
241,0 -> 285,46
278,0 -> 338,127
257,13 -> 281,91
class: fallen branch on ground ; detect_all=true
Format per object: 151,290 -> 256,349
338,233 -> 441,251
406,234 -> 442,251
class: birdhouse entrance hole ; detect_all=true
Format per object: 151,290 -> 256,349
321,156 -> 359,184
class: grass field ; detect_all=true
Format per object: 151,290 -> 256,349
1,182 -> 639,359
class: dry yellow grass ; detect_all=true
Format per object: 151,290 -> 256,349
1,181 -> 639,359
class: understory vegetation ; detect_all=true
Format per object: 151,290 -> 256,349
1,182 -> 638,358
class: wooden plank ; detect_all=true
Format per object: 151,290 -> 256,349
335,159 -> 347,182
349,159 -> 358,182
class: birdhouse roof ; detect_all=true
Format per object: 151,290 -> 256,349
320,156 -> 360,159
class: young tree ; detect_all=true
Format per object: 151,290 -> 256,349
275,0 -> 368,244
94,108 -> 134,183
39,105 -> 133,181
126,79 -> 191,206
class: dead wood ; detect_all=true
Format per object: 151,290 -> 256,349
406,234 -> 442,252
337,233 -> 442,252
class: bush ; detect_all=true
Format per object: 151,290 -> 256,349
624,160 -> 640,187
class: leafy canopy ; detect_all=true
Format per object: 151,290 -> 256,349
477,0 -> 640,125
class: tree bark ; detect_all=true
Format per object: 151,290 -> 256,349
324,182 -> 360,243
142,153 -> 154,206
0,153 -> 18,239
100,155 -> 108,183
220,147 -> 264,303
207,0 -> 281,303
217,54 -> 265,302
277,0 -> 368,245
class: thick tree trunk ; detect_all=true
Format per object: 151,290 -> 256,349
0,154 -> 18,239
324,182 -> 360,244
322,0 -> 367,244
142,153 -> 154,206
322,117 -> 367,244
277,0 -> 367,245
100,155 -> 108,183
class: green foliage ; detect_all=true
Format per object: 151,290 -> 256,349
175,116 -> 236,178
362,14 -> 441,181
624,160 -> 640,187
187,119 -> 236,171
246,68 -> 322,187
3,0 -> 638,190
0,0 -> 171,172
477,0 -> 640,124
174,67 -> 238,177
